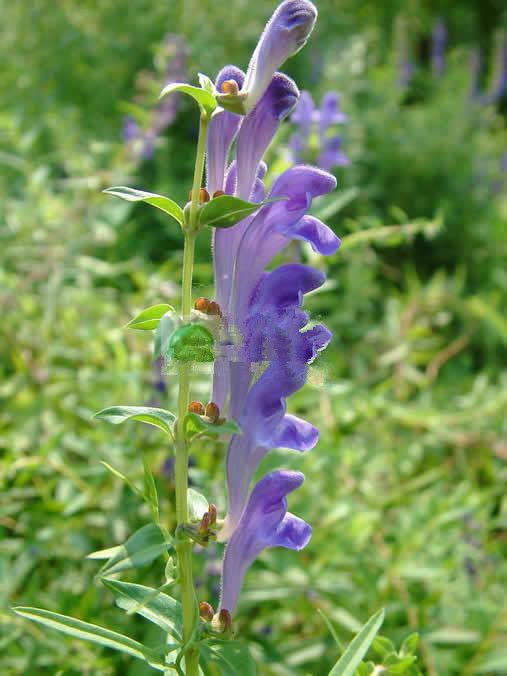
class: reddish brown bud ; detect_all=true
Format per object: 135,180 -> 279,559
218,608 -> 232,631
207,301 -> 222,317
208,504 -> 217,526
199,188 -> 210,203
199,601 -> 214,622
198,511 -> 210,536
188,189 -> 193,201
194,297 -> 211,313
213,190 -> 225,198
221,80 -> 239,96
188,400 -> 205,415
205,402 -> 220,421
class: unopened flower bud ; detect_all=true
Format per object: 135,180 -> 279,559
198,511 -> 210,537
242,0 -> 317,113
213,190 -> 225,198
199,188 -> 210,203
208,503 -> 217,526
199,601 -> 214,622
205,401 -> 220,421
221,80 -> 239,96
188,189 -> 194,201
188,400 -> 205,415
207,301 -> 222,317
216,609 -> 232,632
194,297 -> 211,313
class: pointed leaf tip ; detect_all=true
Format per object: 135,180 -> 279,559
103,187 -> 183,225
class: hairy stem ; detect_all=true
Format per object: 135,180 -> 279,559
173,111 -> 210,676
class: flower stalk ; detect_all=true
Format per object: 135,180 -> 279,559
173,111 -> 211,676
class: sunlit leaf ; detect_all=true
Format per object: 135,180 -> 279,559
127,304 -> 175,330
329,609 -> 385,676
103,186 -> 184,225
199,195 -> 283,229
94,406 -> 176,437
94,523 -> 173,577
159,82 -> 217,115
12,607 -> 166,671
103,579 -> 183,642
200,639 -> 256,676
184,412 -> 241,439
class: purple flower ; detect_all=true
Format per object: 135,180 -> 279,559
219,470 -> 312,614
219,264 -> 332,538
122,116 -> 141,143
207,66 -> 245,195
395,16 -> 414,89
431,19 -> 447,78
217,0 -> 317,114
487,30 -> 507,104
235,73 -> 299,199
205,1 -> 336,617
124,33 -> 188,161
290,90 -> 349,171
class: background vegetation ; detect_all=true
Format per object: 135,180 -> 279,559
1,1 -> 507,673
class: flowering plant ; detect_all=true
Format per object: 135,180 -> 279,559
12,2 -> 395,673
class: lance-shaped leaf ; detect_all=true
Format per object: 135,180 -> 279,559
200,640 -> 256,676
329,608 -> 385,676
159,82 -> 217,116
94,406 -> 176,437
103,186 -> 184,225
103,579 -> 183,642
198,195 -> 284,229
90,523 -> 173,577
184,412 -> 241,439
12,607 -> 166,671
127,304 -> 175,330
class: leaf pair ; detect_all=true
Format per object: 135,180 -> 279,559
104,185 -> 280,230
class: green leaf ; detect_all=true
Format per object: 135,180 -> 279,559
400,633 -> 419,656
159,82 -> 217,115
95,523 -> 173,577
187,488 -> 209,523
103,186 -> 184,225
329,609 -> 385,676
168,324 -> 214,363
94,406 -> 176,437
127,304 -> 175,330
142,453 -> 159,521
86,544 -> 123,560
198,195 -> 283,229
184,412 -> 241,439
99,461 -> 144,499
200,639 -> 256,676
12,607 -> 166,671
102,579 -> 183,642
372,636 -> 396,658
198,72 -> 215,94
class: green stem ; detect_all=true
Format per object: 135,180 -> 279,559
189,113 -> 210,229
173,110 -> 210,676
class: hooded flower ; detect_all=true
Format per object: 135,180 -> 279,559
204,0 -> 337,617
219,470 -> 312,614
216,0 -> 317,114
